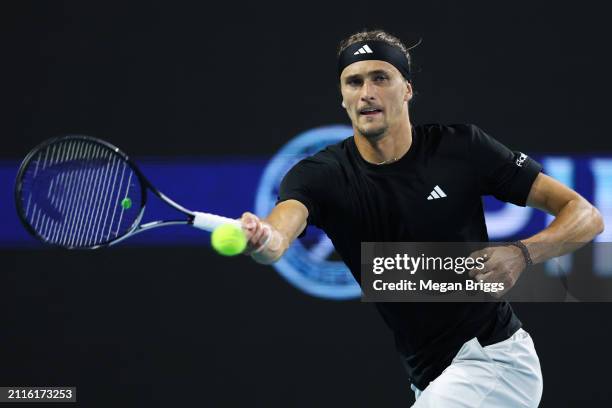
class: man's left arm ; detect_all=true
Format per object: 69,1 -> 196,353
522,172 -> 604,261
469,172 -> 604,293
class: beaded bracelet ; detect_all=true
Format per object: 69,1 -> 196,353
508,241 -> 533,267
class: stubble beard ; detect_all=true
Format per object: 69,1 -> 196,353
357,123 -> 388,142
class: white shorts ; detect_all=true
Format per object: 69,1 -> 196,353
411,328 -> 543,407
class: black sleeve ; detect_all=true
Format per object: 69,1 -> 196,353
276,156 -> 331,229
468,124 -> 542,206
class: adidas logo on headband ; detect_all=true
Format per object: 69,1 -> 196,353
353,44 -> 374,55
339,40 -> 412,82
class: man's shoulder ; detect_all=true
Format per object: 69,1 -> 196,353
413,123 -> 495,164
416,123 -> 483,140
416,123 -> 488,154
300,136 -> 353,167
280,136 -> 353,193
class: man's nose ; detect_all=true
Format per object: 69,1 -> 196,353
360,80 -> 376,101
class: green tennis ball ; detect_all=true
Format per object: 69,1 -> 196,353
211,224 -> 247,256
121,197 -> 132,210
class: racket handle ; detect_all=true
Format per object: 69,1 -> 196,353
192,211 -> 241,232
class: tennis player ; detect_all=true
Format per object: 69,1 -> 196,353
240,30 -> 604,407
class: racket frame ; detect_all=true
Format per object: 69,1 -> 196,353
14,135 -> 210,249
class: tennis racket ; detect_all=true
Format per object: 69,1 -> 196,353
14,135 -> 241,249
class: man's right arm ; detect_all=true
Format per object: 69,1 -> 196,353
240,199 -> 309,264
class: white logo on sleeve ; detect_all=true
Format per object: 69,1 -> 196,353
353,44 -> 374,55
516,152 -> 528,167
427,185 -> 447,200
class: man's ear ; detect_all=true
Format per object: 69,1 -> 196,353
405,81 -> 413,102
341,101 -> 346,108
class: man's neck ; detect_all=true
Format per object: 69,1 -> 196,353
354,120 -> 413,165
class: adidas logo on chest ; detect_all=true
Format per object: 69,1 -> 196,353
427,185 -> 447,200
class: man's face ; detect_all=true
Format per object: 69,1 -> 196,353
340,60 -> 412,140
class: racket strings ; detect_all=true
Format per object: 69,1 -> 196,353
19,138 -> 143,248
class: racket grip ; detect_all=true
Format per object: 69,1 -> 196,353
192,211 -> 241,232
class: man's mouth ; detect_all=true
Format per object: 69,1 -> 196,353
359,107 -> 383,116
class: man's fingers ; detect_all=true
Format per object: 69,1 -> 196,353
241,212 -> 264,239
466,248 -> 490,277
468,259 -> 491,278
239,212 -> 274,254
251,225 -> 272,254
240,212 -> 264,254
250,225 -> 266,245
240,212 -> 258,231
467,248 -> 499,278
257,225 -> 272,247
474,252 -> 491,264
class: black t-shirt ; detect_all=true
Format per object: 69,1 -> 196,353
277,123 -> 542,390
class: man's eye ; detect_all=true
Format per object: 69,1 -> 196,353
374,75 -> 388,82
347,79 -> 362,86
